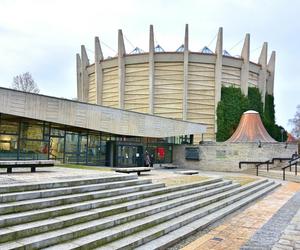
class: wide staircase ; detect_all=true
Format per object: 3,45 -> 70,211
0,174 -> 280,249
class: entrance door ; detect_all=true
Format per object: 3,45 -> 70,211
117,145 -> 143,167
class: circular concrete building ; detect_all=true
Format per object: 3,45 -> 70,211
76,25 -> 276,142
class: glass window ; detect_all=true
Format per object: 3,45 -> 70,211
20,121 -> 43,140
43,122 -> 50,136
19,140 -> 48,160
101,134 -> 110,142
78,135 -> 87,154
49,137 -> 64,159
0,119 -> 19,134
0,135 -> 18,160
50,127 -> 65,137
122,136 -> 142,143
146,145 -> 173,164
65,133 -> 78,153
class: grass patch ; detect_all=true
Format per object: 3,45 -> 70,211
224,176 -> 258,186
156,176 -> 209,187
58,164 -> 112,172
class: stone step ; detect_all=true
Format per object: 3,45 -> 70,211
0,179 -> 152,203
133,182 -> 281,250
0,174 -> 137,194
44,180 -> 276,250
0,180 -> 235,243
0,182 -> 241,248
0,178 -> 223,228
0,182 -> 165,215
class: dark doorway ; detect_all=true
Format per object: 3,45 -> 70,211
116,145 -> 143,167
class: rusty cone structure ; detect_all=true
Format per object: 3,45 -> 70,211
226,110 -> 276,143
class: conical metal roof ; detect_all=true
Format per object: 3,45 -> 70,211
226,110 -> 276,143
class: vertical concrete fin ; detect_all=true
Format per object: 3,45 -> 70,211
241,33 -> 250,62
214,27 -> 223,138
118,29 -> 126,56
95,37 -> 103,105
95,36 -> 103,62
118,29 -> 126,108
149,25 -> 155,54
184,24 -> 189,52
76,53 -> 82,101
149,24 -> 155,114
258,42 -> 268,68
240,33 -> 250,96
81,45 -> 90,66
81,45 -> 89,102
258,42 -> 268,104
215,27 -> 223,55
266,51 -> 276,95
267,51 -> 276,71
183,24 -> 189,120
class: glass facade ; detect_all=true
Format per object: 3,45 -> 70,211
0,113 -> 193,166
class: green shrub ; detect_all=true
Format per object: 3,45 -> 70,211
216,86 -> 287,142
216,86 -> 248,141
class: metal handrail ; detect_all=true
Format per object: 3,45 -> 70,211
239,161 -> 267,169
255,160 -> 271,175
282,156 -> 300,181
239,160 -> 270,176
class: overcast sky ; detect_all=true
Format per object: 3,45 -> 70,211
0,0 -> 299,130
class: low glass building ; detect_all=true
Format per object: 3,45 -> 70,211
0,88 -> 205,167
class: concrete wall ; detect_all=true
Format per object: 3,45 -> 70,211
78,26 -> 276,143
83,53 -> 272,143
173,142 -> 298,172
0,87 -> 206,138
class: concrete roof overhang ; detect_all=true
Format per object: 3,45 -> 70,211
0,87 -> 206,138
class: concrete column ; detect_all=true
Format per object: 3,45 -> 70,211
258,42 -> 268,104
95,37 -> 104,105
240,33 -> 250,96
183,24 -> 189,120
266,51 -> 276,96
118,29 -> 126,109
149,25 -> 155,114
214,27 -> 223,132
76,53 -> 82,101
81,45 -> 90,102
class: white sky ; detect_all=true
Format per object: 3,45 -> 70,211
0,0 -> 299,130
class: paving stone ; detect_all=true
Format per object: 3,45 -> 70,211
241,191 -> 300,249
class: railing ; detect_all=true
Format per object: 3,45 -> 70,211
239,160 -> 270,176
282,156 -> 300,181
239,155 -> 300,180
255,160 -> 271,176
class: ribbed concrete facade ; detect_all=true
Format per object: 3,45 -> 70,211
77,25 -> 276,142
0,87 -> 205,138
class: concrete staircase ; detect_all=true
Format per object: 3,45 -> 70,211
0,174 -> 280,249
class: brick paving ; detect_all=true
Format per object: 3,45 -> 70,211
181,182 -> 300,250
272,207 -> 300,250
241,192 -> 300,249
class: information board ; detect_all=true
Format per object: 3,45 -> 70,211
185,147 -> 200,161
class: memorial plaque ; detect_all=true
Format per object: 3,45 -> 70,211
185,147 -> 200,161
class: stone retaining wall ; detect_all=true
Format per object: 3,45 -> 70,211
173,142 -> 298,172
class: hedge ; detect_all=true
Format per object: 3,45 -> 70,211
216,86 -> 287,142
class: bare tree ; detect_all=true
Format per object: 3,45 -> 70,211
11,72 -> 40,93
289,105 -> 300,138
